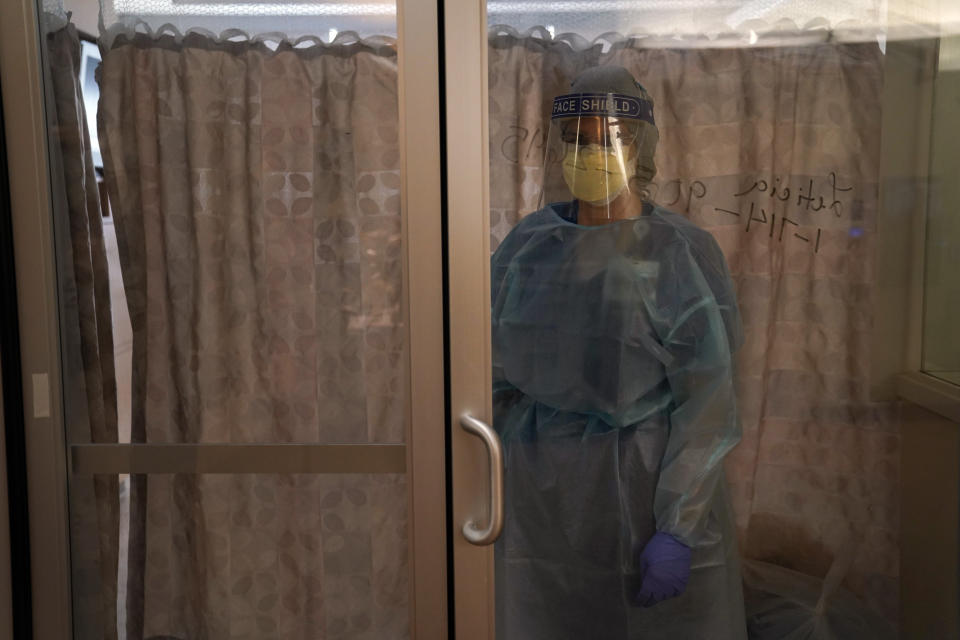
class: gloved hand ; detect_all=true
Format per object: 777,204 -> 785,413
634,532 -> 691,607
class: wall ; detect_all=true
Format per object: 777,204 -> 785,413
872,38 -> 937,400
63,0 -> 97,36
900,401 -> 960,639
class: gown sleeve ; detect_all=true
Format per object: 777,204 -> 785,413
651,230 -> 743,547
491,225 -> 516,390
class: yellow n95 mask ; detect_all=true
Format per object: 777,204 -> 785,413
561,143 -> 635,206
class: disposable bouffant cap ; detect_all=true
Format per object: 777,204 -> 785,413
569,65 -> 647,101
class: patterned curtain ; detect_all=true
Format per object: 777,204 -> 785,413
44,22 -> 121,640
98,33 -> 408,639
488,34 -> 898,619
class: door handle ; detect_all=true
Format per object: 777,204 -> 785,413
459,414 -> 504,545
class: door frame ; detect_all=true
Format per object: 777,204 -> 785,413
0,0 -> 448,636
0,1 -> 72,636
441,0 -> 497,636
0,67 -> 22,640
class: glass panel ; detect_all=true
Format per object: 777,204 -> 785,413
922,35 -> 960,385
37,0 -> 409,637
68,474 -> 408,639
49,0 -> 405,445
485,3 -> 958,638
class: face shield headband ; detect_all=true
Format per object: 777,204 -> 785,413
551,92 -> 656,125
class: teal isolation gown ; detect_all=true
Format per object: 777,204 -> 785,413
491,200 -> 748,640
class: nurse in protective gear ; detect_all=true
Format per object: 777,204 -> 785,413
491,65 -> 748,639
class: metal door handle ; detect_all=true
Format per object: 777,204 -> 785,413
459,414 -> 504,545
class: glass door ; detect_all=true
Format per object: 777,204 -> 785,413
0,0 -> 446,638
446,1 -> 960,639
5,0 -> 960,637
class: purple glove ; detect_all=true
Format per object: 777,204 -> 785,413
634,532 -> 692,607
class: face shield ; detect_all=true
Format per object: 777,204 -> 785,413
540,91 -> 657,220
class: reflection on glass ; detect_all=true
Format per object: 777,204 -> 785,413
42,0 -> 409,637
487,6 -> 904,638
922,35 -> 960,385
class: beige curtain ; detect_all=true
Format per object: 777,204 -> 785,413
98,33 -> 408,639
488,35 -> 898,619
44,22 -> 121,640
